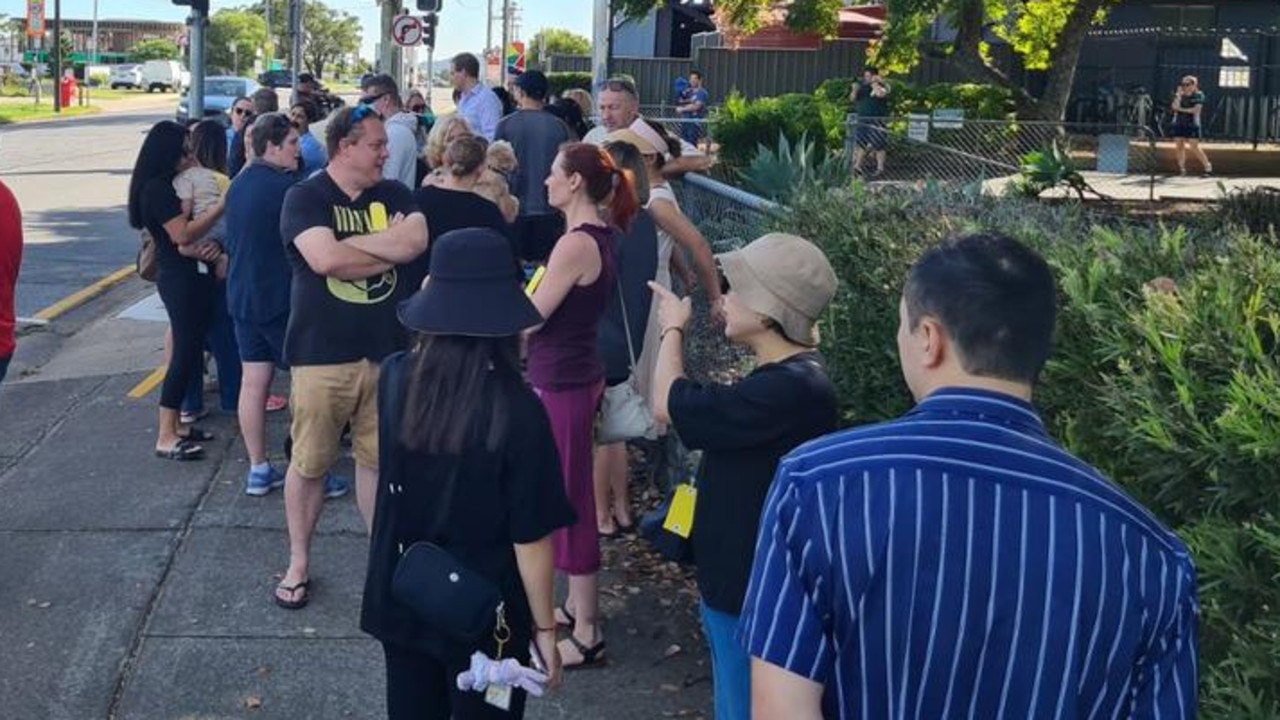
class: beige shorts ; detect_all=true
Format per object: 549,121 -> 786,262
289,360 -> 381,477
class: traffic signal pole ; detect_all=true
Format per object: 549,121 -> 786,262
52,0 -> 61,112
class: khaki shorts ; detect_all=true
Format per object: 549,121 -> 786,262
290,360 -> 381,477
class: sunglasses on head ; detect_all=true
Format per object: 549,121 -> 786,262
358,91 -> 389,105
597,77 -> 637,96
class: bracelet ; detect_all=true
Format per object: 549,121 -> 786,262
534,625 -> 557,633
660,326 -> 685,342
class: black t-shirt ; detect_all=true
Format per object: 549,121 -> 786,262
279,171 -> 419,366
406,185 -> 511,290
668,352 -> 839,615
855,80 -> 890,119
140,176 -> 202,279
597,210 -> 658,383
361,352 -> 577,657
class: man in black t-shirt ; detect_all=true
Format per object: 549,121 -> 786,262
851,66 -> 891,177
273,105 -> 429,611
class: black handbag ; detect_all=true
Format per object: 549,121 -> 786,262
391,541 -> 504,644
381,355 -> 505,644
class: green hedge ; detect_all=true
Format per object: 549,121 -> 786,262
546,71 -> 593,99
710,91 -> 844,169
771,184 -> 1280,717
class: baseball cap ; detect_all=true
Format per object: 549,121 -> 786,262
514,70 -> 549,101
715,233 -> 837,347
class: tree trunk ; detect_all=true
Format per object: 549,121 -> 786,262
1028,0 -> 1111,121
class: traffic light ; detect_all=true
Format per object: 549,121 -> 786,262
421,13 -> 438,48
416,0 -> 443,11
172,0 -> 210,13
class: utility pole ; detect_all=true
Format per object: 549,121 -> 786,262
190,6 -> 206,120
485,0 -> 493,67
499,0 -> 509,86
289,0 -> 303,105
265,0 -> 272,63
591,0 -> 610,89
52,0 -> 61,112
90,0 -> 98,64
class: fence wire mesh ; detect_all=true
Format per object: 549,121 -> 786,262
845,116 -> 1160,201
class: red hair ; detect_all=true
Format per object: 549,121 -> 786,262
559,142 -> 639,231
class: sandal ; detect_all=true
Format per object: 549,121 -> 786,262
179,408 -> 209,425
273,579 -> 310,610
155,438 -> 204,461
555,602 -> 576,629
559,634 -> 607,670
178,427 -> 215,442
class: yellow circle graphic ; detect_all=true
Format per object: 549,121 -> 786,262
327,270 -> 398,305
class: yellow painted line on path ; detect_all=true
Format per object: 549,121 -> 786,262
33,265 -> 136,321
127,365 -> 168,399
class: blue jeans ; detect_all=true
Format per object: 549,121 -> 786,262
183,282 -> 241,414
700,601 -> 750,720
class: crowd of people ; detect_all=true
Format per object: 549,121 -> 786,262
123,57 -> 1198,720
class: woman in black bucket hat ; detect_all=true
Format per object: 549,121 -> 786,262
361,227 -> 575,719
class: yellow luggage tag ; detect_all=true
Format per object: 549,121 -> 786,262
525,265 -> 547,296
368,202 -> 389,231
663,481 -> 698,539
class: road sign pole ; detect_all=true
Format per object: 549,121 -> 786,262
52,0 -> 60,113
191,7 -> 205,120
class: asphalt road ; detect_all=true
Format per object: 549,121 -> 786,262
1,109 -> 165,319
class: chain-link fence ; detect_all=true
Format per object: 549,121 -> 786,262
846,116 -> 1159,201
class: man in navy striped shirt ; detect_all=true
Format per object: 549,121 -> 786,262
740,233 -> 1198,719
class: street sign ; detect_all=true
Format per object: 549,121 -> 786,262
392,14 -> 424,47
26,0 -> 45,38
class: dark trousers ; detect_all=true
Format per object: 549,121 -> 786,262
383,642 -> 528,720
157,269 -> 217,410
0,354 -> 9,385
182,281 -> 241,413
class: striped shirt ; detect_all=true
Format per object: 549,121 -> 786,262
740,387 -> 1198,719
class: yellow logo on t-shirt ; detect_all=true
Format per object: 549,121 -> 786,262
324,201 -> 397,304
327,271 -> 397,305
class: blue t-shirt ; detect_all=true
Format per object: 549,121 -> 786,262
223,160 -> 297,324
681,87 -> 710,118
299,131 -> 327,174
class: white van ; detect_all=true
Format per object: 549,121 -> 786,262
141,60 -> 186,93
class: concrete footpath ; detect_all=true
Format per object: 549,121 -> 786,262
0,277 -> 713,719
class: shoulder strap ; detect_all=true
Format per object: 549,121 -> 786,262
616,272 -> 638,371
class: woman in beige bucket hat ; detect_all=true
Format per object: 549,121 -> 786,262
647,232 -> 842,720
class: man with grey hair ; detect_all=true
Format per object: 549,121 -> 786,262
584,75 -> 713,178
358,74 -> 418,188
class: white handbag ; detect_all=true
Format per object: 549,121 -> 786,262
597,275 -> 658,444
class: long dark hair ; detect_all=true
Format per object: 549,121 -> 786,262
400,334 -> 523,454
127,120 -> 188,229
190,119 -> 228,175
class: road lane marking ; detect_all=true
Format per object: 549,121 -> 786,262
33,265 -> 136,321
127,365 -> 168,399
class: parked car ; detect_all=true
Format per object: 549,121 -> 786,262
109,64 -> 142,89
141,60 -> 186,93
176,76 -> 262,126
258,69 -> 294,88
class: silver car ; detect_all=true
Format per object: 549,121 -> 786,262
176,76 -> 262,126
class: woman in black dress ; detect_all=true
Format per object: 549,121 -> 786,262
362,227 -> 575,719
127,121 -> 224,460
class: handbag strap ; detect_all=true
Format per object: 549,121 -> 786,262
384,352 -> 462,545
616,273 -> 639,372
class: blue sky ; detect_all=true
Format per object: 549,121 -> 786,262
1,0 -> 595,63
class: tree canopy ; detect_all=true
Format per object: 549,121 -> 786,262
241,0 -> 361,79
528,28 -> 592,67
208,10 -> 268,75
131,39 -> 181,61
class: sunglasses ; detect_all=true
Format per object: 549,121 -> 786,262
597,77 -> 637,97
232,107 -> 251,116
408,104 -> 426,113
358,91 -> 389,105
351,104 -> 382,123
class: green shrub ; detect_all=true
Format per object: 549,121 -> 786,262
710,91 -> 842,169
814,76 -> 854,109
770,183 -> 1280,717
89,71 -> 109,87
546,71 -> 593,98
890,81 -> 1016,120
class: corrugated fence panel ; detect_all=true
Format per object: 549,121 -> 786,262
546,54 -> 592,73
611,57 -> 694,105
696,41 -> 866,100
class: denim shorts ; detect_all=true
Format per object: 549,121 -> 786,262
233,315 -> 288,366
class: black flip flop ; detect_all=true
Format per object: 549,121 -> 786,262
274,580 -> 310,610
179,427 -> 215,442
155,438 -> 204,461
560,635 -> 607,670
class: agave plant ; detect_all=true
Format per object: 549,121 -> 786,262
736,131 -> 850,203
1011,138 -> 1106,201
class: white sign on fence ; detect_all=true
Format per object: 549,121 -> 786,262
933,108 -> 965,129
908,113 -> 930,142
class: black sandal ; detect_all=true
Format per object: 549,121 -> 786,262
155,438 -> 204,461
178,427 -> 215,442
273,579 -> 310,610
555,602 -> 576,629
560,634 -> 607,670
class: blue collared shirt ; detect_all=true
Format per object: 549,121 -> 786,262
740,387 -> 1198,719
457,83 -> 503,140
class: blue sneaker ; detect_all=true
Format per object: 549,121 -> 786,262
245,465 -> 286,497
323,472 -> 351,500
